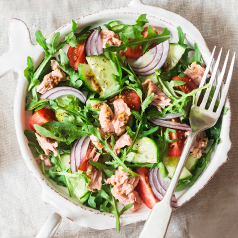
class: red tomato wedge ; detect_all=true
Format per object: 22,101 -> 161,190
135,167 -> 160,209
29,108 -> 56,132
78,142 -> 94,172
168,118 -> 186,157
67,41 -> 87,71
172,75 -> 198,94
108,90 -> 141,111
124,26 -> 158,59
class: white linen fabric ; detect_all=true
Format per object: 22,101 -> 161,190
0,0 -> 238,237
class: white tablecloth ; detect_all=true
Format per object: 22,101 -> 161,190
1,0 -> 238,237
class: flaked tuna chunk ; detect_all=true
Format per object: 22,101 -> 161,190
100,28 -> 122,48
35,154 -> 52,167
86,150 -> 102,191
89,128 -> 105,150
114,133 -> 132,155
51,60 -> 60,70
112,99 -> 131,136
184,62 -> 208,86
37,65 -> 67,94
88,169 -> 103,191
35,133 -> 58,157
142,79 -> 171,111
111,188 -> 142,212
190,131 -> 208,158
105,166 -> 142,211
99,103 -> 115,133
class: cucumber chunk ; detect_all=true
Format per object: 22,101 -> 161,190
108,20 -> 120,27
69,171 -> 90,203
163,157 -> 192,180
125,137 -> 159,163
86,55 -> 120,92
111,24 -> 127,33
79,64 -> 101,93
60,154 -> 71,171
185,154 -> 199,171
163,43 -> 186,71
138,73 -> 157,84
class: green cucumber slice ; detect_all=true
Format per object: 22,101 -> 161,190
138,73 -> 157,84
185,154 -> 199,171
108,20 -> 120,27
79,64 -> 101,93
163,157 -> 192,180
69,172 -> 90,203
60,154 -> 71,171
86,55 -> 119,92
125,137 -> 159,163
111,24 -> 127,33
163,43 -> 186,71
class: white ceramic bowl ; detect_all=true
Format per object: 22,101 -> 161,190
0,0 -> 231,230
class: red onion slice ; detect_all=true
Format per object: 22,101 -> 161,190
131,40 -> 170,76
132,44 -> 163,73
70,136 -> 90,173
96,31 -> 103,55
85,30 -> 96,56
159,113 -> 184,120
149,168 -> 178,208
148,117 -> 191,131
80,137 -> 91,165
129,45 -> 158,70
85,29 -> 103,56
40,86 -> 86,104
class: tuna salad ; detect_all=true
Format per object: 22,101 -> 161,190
24,14 -> 225,231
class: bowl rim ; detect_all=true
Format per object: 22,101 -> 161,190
11,0 -> 231,229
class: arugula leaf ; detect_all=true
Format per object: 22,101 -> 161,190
105,27 -> 170,53
27,30 -> 66,91
89,161 -> 114,178
136,14 -> 149,26
56,50 -> 83,89
24,130 -> 44,155
65,20 -> 91,47
141,93 -> 154,112
177,26 -> 186,47
26,99 -> 49,111
192,43 -> 202,65
24,56 -> 34,83
138,126 -> 159,139
34,121 -> 87,144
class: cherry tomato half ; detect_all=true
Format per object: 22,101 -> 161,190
135,167 -> 160,209
108,90 -> 141,111
67,41 -> 87,71
78,142 -> 94,172
168,118 -> 186,158
29,108 -> 56,132
172,75 -> 198,94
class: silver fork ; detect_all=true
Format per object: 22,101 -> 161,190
139,47 -> 236,238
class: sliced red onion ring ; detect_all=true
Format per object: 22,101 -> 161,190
149,168 -> 178,208
85,29 -> 103,56
70,136 -> 90,173
40,86 -> 86,104
96,31 -> 103,55
159,113 -> 184,120
148,117 -> 191,131
85,30 -> 96,56
128,45 -> 158,70
130,40 -> 170,76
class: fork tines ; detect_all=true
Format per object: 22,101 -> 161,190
195,46 -> 236,115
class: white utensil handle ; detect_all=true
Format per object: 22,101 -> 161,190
0,18 -> 42,78
140,132 -> 198,238
35,213 -> 62,238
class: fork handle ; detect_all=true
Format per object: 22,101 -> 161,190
140,131 -> 198,238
